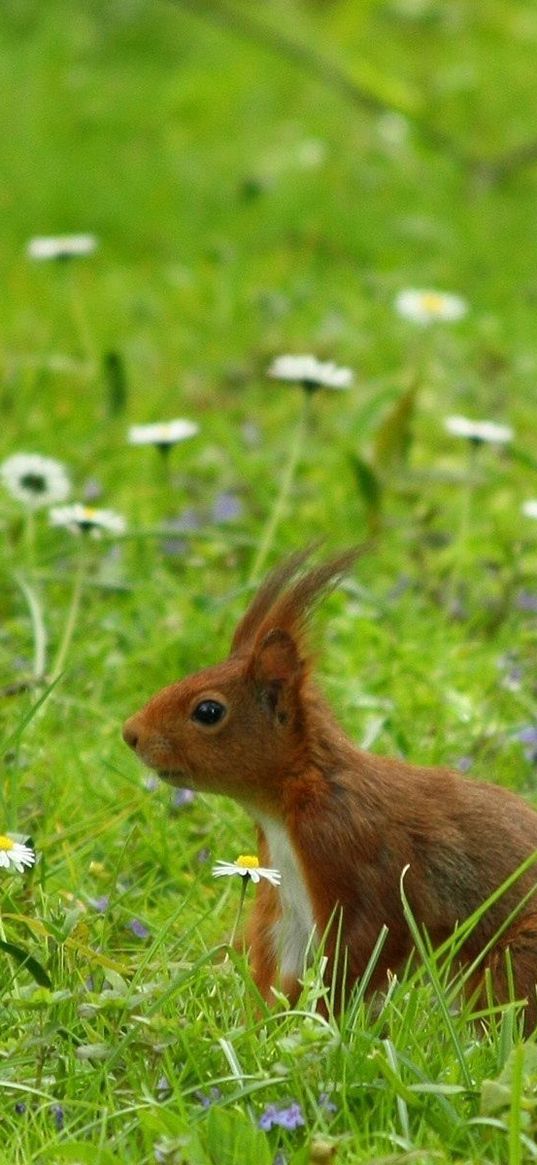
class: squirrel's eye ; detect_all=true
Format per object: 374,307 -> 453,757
192,699 -> 226,726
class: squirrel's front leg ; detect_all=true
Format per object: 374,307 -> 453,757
247,880 -> 280,1003
246,880 -> 301,1006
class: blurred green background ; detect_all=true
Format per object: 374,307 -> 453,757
4,0 -> 537,367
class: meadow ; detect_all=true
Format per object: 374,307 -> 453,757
2,0 -> 537,1160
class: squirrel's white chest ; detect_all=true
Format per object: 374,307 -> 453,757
257,816 -> 317,980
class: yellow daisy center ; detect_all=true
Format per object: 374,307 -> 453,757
0,835 -> 14,851
420,292 -> 444,313
235,854 -> 259,869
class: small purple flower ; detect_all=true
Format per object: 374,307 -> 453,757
501,667 -> 523,692
89,895 -> 110,913
497,652 -> 523,691
163,540 -> 187,559
168,508 -> 201,533
513,726 -> 537,764
279,1102 -> 305,1130
456,756 -> 473,774
51,1104 -> 64,1130
258,1101 -> 305,1131
318,1091 -> 337,1114
161,510 -> 201,556
142,774 -> 160,792
129,918 -> 150,939
194,1086 -> 222,1108
212,492 -> 244,523
83,478 -> 103,502
385,576 -> 411,603
259,1104 -> 280,1131
171,787 -> 195,809
517,591 -> 537,613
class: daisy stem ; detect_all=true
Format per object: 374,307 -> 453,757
14,572 -> 47,681
228,876 -> 250,950
23,509 -> 36,568
446,443 -> 476,612
156,444 -> 172,488
50,549 -> 88,682
248,389 -> 311,584
66,267 -> 96,367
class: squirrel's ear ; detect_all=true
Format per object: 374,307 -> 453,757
250,628 -> 303,715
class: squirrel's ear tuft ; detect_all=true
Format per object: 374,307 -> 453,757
231,547 -> 360,657
230,548 -> 314,655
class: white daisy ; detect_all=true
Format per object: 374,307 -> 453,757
267,354 -> 353,391
522,501 -> 537,520
395,289 -> 468,325
26,234 -> 98,261
212,854 -> 281,887
0,834 -> 36,873
128,419 -> 199,448
0,453 -> 71,510
49,503 -> 126,537
444,415 -> 513,445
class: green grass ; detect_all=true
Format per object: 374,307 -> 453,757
2,0 -> 537,1160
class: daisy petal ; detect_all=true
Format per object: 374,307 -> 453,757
0,834 -> 36,873
128,419 -> 199,447
444,415 -> 513,445
267,354 -> 353,391
211,856 -> 281,886
26,234 -> 98,261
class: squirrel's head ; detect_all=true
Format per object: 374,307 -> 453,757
122,549 -> 357,813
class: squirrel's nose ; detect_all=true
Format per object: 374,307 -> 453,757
122,717 -> 140,752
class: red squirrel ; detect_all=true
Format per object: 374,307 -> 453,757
123,549 -> 537,1029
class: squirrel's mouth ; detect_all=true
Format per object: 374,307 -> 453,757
158,769 -> 187,785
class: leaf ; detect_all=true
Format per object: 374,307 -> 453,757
370,1047 -> 419,1106
349,454 -> 383,511
103,350 -> 128,416
354,387 -> 403,436
2,913 -> 132,976
409,1083 -> 467,1096
140,1108 -> 209,1164
480,1042 -> 537,1116
349,56 -> 421,117
289,1147 -> 314,1165
0,938 -> 52,988
480,1078 -> 513,1117
372,385 -> 418,472
65,939 -> 132,976
42,1143 -> 119,1164
205,1107 -> 272,1165
2,913 -> 50,938
75,1043 -> 111,1061
0,676 -> 62,752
